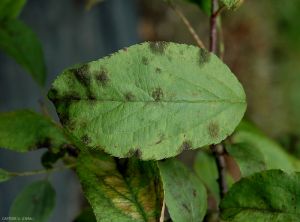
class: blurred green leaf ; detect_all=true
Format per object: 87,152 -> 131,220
74,208 -> 96,222
0,0 -> 26,20
0,168 -> 12,183
41,150 -> 66,169
0,19 -> 46,86
194,150 -> 219,203
185,0 -> 211,15
226,143 -> 267,177
0,110 -> 69,153
85,0 -> 105,10
183,0 -> 243,14
77,150 -> 163,222
221,0 -> 243,10
10,180 -> 56,222
159,158 -> 207,222
221,170 -> 300,222
49,42 -> 246,160
232,121 -> 300,172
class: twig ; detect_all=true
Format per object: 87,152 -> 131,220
10,163 -> 76,177
209,0 -> 219,53
159,198 -> 166,222
217,16 -> 225,60
211,144 -> 227,198
209,0 -> 228,199
167,0 -> 205,49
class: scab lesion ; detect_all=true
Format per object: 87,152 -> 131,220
142,57 -> 149,65
126,148 -> 142,158
152,87 -> 164,101
180,140 -> 192,151
96,68 -> 109,86
149,42 -> 169,55
71,64 -> 90,87
199,48 -> 211,66
124,92 -> 135,101
81,135 -> 92,145
208,121 -> 219,139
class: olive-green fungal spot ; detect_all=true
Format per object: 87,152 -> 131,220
142,56 -> 149,65
72,64 -> 90,87
149,42 -> 168,54
96,68 -> 109,86
124,92 -> 135,101
152,87 -> 164,101
208,122 -> 220,139
49,42 -> 246,160
199,48 -> 210,66
155,67 -> 162,74
181,140 -> 192,151
81,135 -> 91,145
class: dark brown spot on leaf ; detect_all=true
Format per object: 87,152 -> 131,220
142,57 -> 149,65
155,134 -> 165,145
126,148 -> 142,158
124,92 -> 135,101
81,135 -> 91,145
149,42 -> 168,54
182,203 -> 191,213
96,68 -> 109,86
152,87 -> 163,101
199,48 -> 210,66
72,64 -> 90,87
208,122 -> 219,139
180,140 -> 192,151
193,189 -> 197,197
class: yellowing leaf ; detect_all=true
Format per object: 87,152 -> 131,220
77,150 -> 163,222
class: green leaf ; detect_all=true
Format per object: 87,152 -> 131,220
0,19 -> 46,86
0,110 -> 69,153
221,0 -> 244,10
76,150 -> 163,222
226,143 -> 267,177
10,180 -> 56,222
0,168 -> 12,183
49,41 -> 246,160
74,208 -> 97,222
185,0 -> 211,15
194,150 -> 220,203
0,0 -> 26,20
232,121 -> 300,172
221,170 -> 300,222
158,159 -> 207,222
85,0 -> 105,10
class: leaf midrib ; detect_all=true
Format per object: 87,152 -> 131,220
54,98 -> 245,104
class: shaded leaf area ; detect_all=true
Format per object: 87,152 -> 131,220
226,143 -> 266,177
185,0 -> 211,15
74,208 -> 96,222
221,170 -> 300,222
0,110 -> 70,153
230,121 -> 300,174
49,41 -> 246,160
221,0 -> 243,10
0,19 -> 46,86
194,150 -> 235,204
184,0 -> 243,14
194,150 -> 219,203
85,0 -> 105,10
10,180 -> 56,222
158,158 -> 207,222
77,150 -> 163,222
0,168 -> 12,183
0,0 -> 26,20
